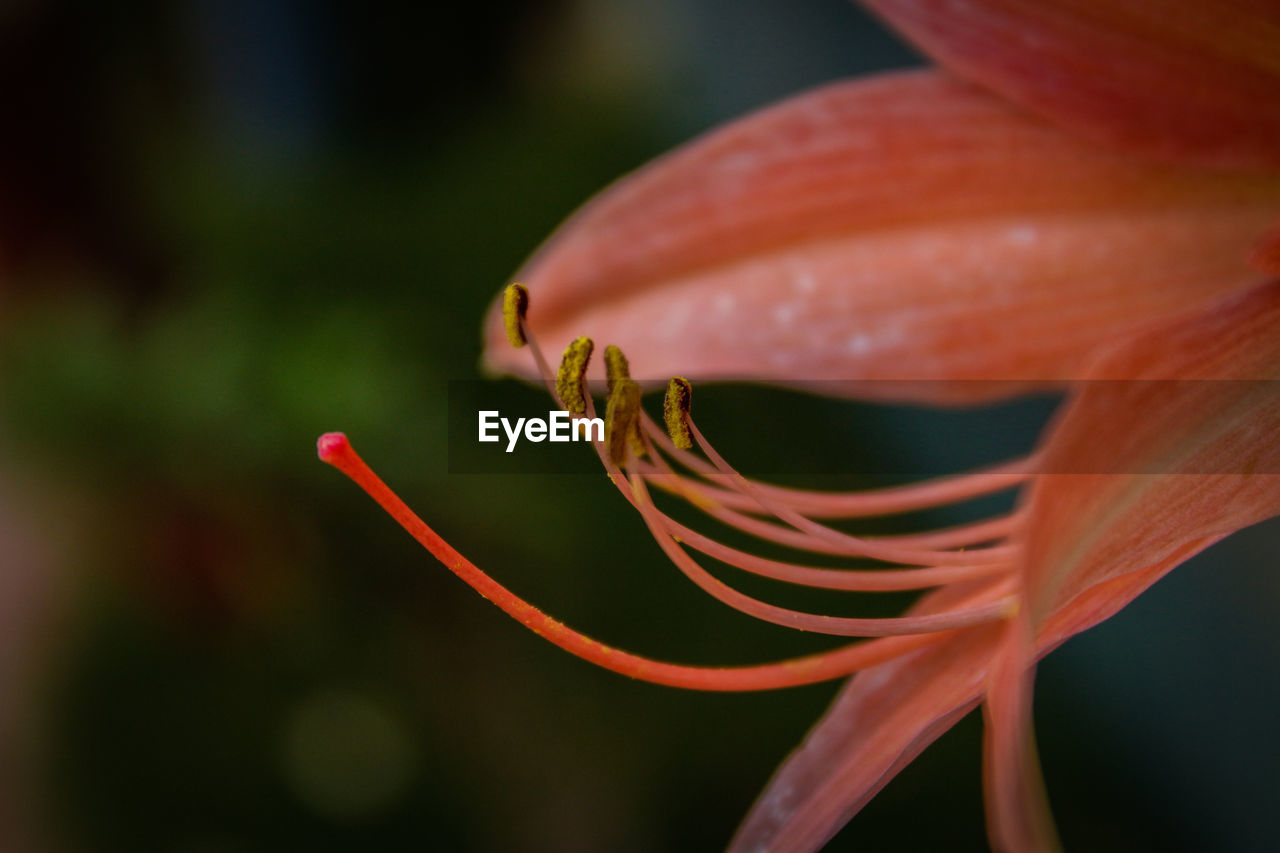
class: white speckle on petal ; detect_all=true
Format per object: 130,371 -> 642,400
791,268 -> 817,295
845,333 -> 872,355
770,350 -> 798,368
772,303 -> 797,327
716,152 -> 759,173
1006,225 -> 1037,246
663,302 -> 691,338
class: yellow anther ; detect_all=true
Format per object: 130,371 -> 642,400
603,346 -> 644,455
604,344 -> 630,397
664,376 -> 693,450
626,418 -> 647,461
557,336 -> 594,415
605,378 -> 642,465
502,283 -> 530,348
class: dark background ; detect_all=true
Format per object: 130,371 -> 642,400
1,1 -> 1276,850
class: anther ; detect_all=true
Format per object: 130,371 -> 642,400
604,345 -> 647,459
605,379 -> 643,465
502,283 -> 530,348
557,336 -> 595,415
664,377 -> 693,450
604,344 -> 630,397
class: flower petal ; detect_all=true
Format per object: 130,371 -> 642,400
734,546 -> 1215,851
1254,221 -> 1280,275
728,580 -> 1004,853
980,281 -> 1280,851
983,618 -> 1061,853
733,283 -> 1280,851
485,71 -> 1280,404
978,543 -> 1227,853
861,0 -> 1280,168
984,278 -> 1280,850
1020,279 -> 1280,625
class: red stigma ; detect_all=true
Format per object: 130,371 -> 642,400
317,432 -> 350,464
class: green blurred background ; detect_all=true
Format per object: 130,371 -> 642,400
1,1 -> 1277,850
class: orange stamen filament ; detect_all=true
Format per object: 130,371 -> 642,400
618,447 -> 1014,591
624,466 -> 1015,635
641,412 -> 1036,518
638,463 -> 1018,565
671,416 -> 1015,566
569,393 -> 1015,633
655,515 -> 1010,591
468,311 -> 1021,646
635,443 -> 1023,554
632,455 -> 1027,548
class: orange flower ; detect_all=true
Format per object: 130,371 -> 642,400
322,3 -> 1280,849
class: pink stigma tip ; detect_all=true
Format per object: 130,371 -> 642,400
317,432 -> 350,463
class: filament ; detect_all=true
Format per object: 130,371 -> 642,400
625,467 -> 1015,636
643,412 -> 1035,518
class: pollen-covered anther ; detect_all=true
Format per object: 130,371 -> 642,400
557,336 -> 594,415
604,345 -> 647,459
605,378 -> 643,465
502,283 -> 530,348
664,376 -> 693,450
604,344 -> 630,396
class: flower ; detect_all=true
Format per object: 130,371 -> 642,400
321,2 -> 1280,850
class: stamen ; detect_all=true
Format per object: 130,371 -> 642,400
682,417 -> 1014,565
502,283 -> 530,348
625,466 -> 1015,635
708,501 -> 1017,564
477,288 -> 1019,658
664,377 -> 693,450
638,434 -> 1014,566
556,336 -> 594,416
642,412 -> 1035,518
654,512 -> 1009,591
519,320 -> 1015,568
633,456 -> 1025,546
509,295 -> 1030,525
316,431 -> 970,691
605,379 -> 643,466
604,344 -> 630,396
603,345 -> 647,460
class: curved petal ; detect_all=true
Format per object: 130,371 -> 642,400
728,580 -> 1004,853
983,622 -> 1060,853
978,538 -> 1234,853
984,279 -> 1280,852
484,71 -> 1280,404
1021,279 -> 1280,624
730,552 -> 1208,851
861,0 -> 1280,168
1254,221 -> 1280,274
734,282 -> 1280,851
